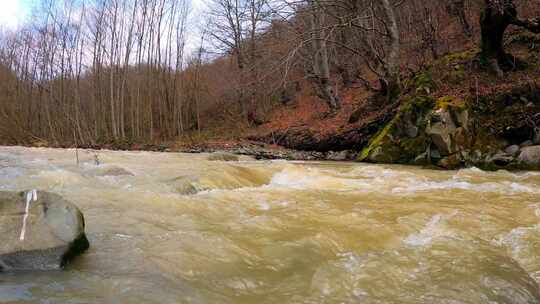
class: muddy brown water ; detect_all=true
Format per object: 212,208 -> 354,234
0,146 -> 539,303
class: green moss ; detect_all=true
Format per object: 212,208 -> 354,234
403,95 -> 436,112
471,127 -> 505,153
399,135 -> 429,159
438,50 -> 477,65
358,117 -> 398,161
435,50 -> 477,84
358,95 -> 435,162
436,96 -> 466,110
445,65 -> 466,84
411,71 -> 436,94
507,30 -> 540,46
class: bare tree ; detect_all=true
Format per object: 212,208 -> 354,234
480,0 -> 540,76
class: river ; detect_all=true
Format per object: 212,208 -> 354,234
0,146 -> 539,303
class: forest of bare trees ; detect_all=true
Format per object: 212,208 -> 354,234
0,0 -> 538,146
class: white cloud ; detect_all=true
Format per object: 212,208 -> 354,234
0,0 -> 25,29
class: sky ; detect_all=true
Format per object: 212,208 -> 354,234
0,0 -> 205,30
0,0 -> 31,29
0,0 -> 205,54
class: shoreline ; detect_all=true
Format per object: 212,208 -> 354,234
3,143 -> 540,172
0,141 -> 358,162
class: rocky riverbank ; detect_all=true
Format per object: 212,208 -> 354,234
355,29 -> 540,171
359,80 -> 540,170
250,30 -> 540,171
177,142 -> 359,161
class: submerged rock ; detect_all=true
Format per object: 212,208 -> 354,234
94,166 -> 134,177
0,191 -> 89,271
207,152 -> 239,162
168,176 -> 201,195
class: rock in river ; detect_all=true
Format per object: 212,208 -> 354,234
92,166 -> 134,177
518,145 -> 540,166
207,152 -> 239,161
0,191 -> 89,271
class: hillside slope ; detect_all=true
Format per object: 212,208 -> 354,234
249,30 -> 540,169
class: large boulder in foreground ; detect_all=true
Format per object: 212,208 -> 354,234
0,191 -> 89,271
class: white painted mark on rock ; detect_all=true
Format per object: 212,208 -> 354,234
19,189 -> 37,241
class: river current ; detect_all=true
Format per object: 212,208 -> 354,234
0,146 -> 539,303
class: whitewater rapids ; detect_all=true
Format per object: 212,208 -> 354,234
0,146 -> 539,303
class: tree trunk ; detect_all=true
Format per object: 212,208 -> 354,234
447,0 -> 472,37
381,0 -> 401,103
309,0 -> 340,110
480,0 -> 515,76
480,0 -> 540,76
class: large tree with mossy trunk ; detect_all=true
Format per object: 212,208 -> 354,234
480,0 -> 540,76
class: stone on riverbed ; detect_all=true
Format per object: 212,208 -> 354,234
207,152 -> 239,162
93,166 -> 134,177
0,191 -> 89,271
168,176 -> 201,195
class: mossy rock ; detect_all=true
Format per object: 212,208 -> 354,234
507,30 -> 540,47
406,71 -> 436,95
398,135 -> 429,160
442,65 -> 467,85
358,118 -> 398,162
436,96 -> 466,111
358,95 -> 435,163
402,95 -> 436,113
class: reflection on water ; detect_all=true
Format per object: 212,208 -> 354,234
0,146 -> 539,303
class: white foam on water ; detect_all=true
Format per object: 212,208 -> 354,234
349,165 -> 405,179
392,179 -> 536,194
0,167 -> 24,179
404,212 -> 457,247
0,284 -> 35,302
336,252 -> 365,272
265,165 -> 538,195
27,158 -> 48,166
274,200 -> 291,207
514,171 -> 540,179
507,182 -> 534,192
257,201 -> 271,211
114,234 -> 133,239
532,271 -> 540,283
31,169 -> 84,187
269,166 -> 371,191
462,167 -> 484,173
492,224 -> 540,258
181,163 -> 538,198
